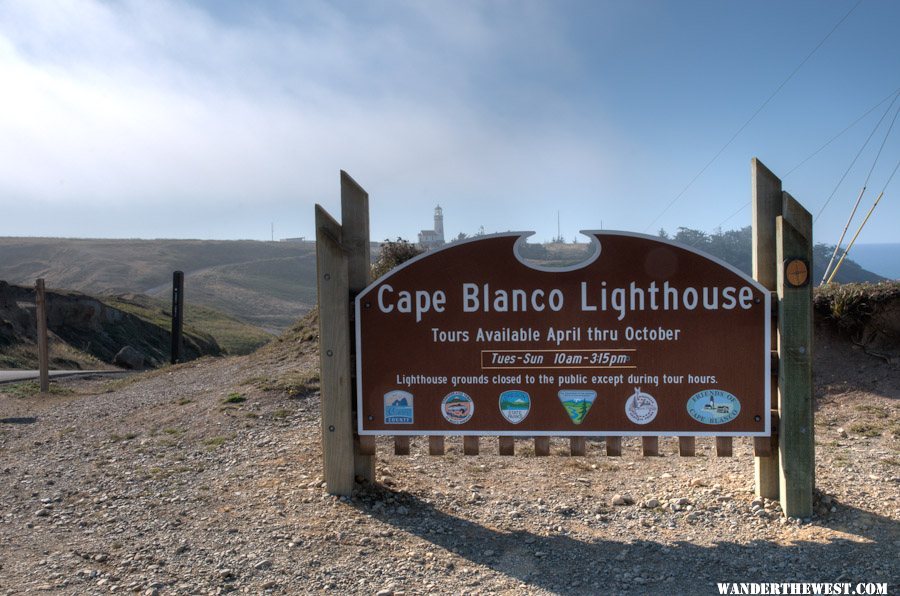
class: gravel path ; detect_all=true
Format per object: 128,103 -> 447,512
0,345 -> 897,595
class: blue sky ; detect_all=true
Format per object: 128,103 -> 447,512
1,0 -> 898,244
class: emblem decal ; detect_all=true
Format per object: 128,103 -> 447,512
384,390 -> 414,424
558,389 -> 597,424
625,387 -> 658,425
687,389 -> 740,424
441,391 -> 474,424
499,390 -> 531,424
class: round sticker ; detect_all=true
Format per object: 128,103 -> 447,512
686,389 -> 741,424
441,391 -> 474,424
625,387 -> 657,425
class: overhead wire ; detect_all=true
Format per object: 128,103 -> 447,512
643,0 -> 863,233
825,155 -> 900,284
814,91 -> 900,222
784,87 -> 900,177
713,88 -> 900,230
820,102 -> 900,284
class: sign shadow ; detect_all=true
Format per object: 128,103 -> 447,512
352,483 -> 898,593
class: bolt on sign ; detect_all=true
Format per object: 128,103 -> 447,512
356,232 -> 771,437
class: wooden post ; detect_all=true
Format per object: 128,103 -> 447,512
605,436 -> 622,456
569,436 -> 586,456
776,214 -> 814,518
35,279 -> 50,394
316,205 -> 355,496
340,170 -> 376,483
428,436 -> 445,456
752,158 -> 782,500
394,436 -> 410,456
170,271 -> 184,365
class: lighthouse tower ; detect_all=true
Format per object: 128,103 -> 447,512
418,205 -> 446,250
434,205 -> 444,243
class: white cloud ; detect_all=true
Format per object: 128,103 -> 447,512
0,0 -> 621,240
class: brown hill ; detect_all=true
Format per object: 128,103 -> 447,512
0,238 -> 317,333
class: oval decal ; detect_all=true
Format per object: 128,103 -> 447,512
686,389 -> 740,425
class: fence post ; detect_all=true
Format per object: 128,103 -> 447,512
171,271 -> 185,365
776,213 -> 814,518
340,171 -> 376,483
316,205 -> 355,496
35,279 -> 50,394
751,158 -> 781,500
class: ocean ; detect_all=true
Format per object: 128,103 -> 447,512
849,243 -> 900,280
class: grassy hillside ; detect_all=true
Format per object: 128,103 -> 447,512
0,282 -> 223,369
0,238 -> 317,332
104,294 -> 273,355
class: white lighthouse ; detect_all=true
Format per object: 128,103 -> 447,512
418,205 -> 446,250
433,205 -> 444,241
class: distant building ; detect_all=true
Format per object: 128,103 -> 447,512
418,205 -> 445,250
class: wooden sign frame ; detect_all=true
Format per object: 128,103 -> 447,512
315,158 -> 814,519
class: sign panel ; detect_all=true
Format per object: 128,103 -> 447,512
356,232 -> 770,436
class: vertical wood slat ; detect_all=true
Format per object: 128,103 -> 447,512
35,279 -> 50,394
357,435 -> 376,456
752,157 -> 782,500
716,437 -> 733,457
569,437 -> 586,456
776,214 -> 814,518
463,436 -> 479,455
340,171 -> 376,484
429,436 -> 445,456
498,437 -> 515,456
605,436 -> 622,456
315,206 -> 355,496
642,436 -> 659,456
754,410 -> 778,457
394,436 -> 410,456
534,437 -> 550,456
678,437 -> 695,457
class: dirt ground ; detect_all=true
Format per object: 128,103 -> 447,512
0,331 -> 897,595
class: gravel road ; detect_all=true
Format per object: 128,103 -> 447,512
0,339 -> 897,595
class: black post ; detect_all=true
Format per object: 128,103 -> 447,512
171,271 -> 184,364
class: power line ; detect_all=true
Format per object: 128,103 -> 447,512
784,87 -> 900,178
824,156 -> 900,284
862,103 -> 900,188
644,0 -> 863,232
814,92 -> 900,222
713,89 -> 900,230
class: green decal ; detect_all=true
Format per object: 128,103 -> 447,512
558,389 -> 597,424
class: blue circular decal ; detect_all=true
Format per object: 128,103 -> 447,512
686,389 -> 740,425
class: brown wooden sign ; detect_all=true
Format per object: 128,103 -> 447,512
356,232 -> 771,436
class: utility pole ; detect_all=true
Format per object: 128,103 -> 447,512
171,271 -> 184,365
35,279 -> 50,394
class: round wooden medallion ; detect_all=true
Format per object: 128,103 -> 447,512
785,258 -> 809,287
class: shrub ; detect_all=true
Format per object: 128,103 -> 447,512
371,238 -> 424,279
